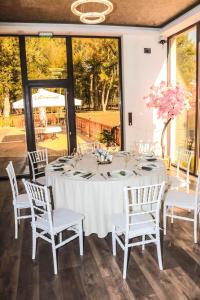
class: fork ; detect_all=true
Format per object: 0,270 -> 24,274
100,173 -> 107,180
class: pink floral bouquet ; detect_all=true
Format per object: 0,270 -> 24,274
144,81 -> 191,158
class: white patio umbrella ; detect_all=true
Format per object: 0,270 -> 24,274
13,88 -> 82,109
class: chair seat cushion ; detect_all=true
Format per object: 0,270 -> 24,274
112,212 -> 157,238
165,190 -> 195,209
168,175 -> 188,189
35,208 -> 84,234
15,193 -> 30,208
35,176 -> 46,185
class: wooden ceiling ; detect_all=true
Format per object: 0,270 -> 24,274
0,0 -> 199,27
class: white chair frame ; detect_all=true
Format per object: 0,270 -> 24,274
77,141 -> 100,155
169,147 -> 193,191
112,181 -> 165,279
6,161 -> 31,239
28,149 -> 48,183
132,140 -> 155,155
164,172 -> 200,243
23,179 -> 84,274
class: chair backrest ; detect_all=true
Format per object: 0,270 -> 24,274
132,141 -> 155,155
123,182 -> 165,237
22,179 -> 53,232
6,161 -> 19,203
176,147 -> 193,180
28,149 -> 48,181
77,142 -> 100,155
195,172 -> 200,212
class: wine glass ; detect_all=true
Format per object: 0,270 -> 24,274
124,153 -> 131,168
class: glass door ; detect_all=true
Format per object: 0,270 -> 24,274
30,87 -> 69,161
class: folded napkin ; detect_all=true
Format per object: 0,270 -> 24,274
141,166 -> 152,171
145,158 -> 157,162
58,158 -> 68,163
53,167 -> 64,171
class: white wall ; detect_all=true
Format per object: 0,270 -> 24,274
0,23 -> 167,152
121,31 -> 167,151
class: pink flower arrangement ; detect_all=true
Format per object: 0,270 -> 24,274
144,81 -> 191,158
144,81 -> 191,121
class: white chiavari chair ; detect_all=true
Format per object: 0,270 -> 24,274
168,147 -> 193,191
77,141 -> 100,155
111,181 -> 165,279
6,161 -> 31,239
131,140 -> 155,155
23,179 -> 84,274
28,149 -> 48,185
164,171 -> 200,243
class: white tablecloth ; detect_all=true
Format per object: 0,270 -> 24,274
46,154 -> 166,237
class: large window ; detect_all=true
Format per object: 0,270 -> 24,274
0,37 -> 27,177
169,26 -> 197,173
0,36 -> 123,178
72,38 -> 121,149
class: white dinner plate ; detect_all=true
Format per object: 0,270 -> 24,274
63,169 -> 90,179
110,169 -> 133,178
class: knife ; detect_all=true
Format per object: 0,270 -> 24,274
133,170 -> 138,176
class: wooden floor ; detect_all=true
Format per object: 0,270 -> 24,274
1,179 -> 200,300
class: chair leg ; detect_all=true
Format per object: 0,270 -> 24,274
171,206 -> 174,224
156,236 -> 163,271
194,213 -> 198,244
142,235 -> 145,251
163,205 -> 167,235
79,222 -> 83,256
18,209 -> 20,224
186,183 -> 189,194
123,245 -> 129,279
112,226 -> 116,256
59,232 -> 62,244
52,238 -> 58,275
32,229 -> 37,260
14,207 -> 18,239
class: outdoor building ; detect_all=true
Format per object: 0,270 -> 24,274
1,1 -> 200,299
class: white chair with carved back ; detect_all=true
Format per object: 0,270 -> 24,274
6,161 -> 31,239
23,179 -> 84,274
132,140 -> 155,155
77,142 -> 100,155
168,147 -> 193,192
28,149 -> 48,185
111,181 -> 165,279
164,171 -> 200,243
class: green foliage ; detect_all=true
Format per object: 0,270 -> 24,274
176,33 -> 196,91
25,37 -> 67,80
0,37 -> 22,113
73,38 -> 120,111
99,129 -> 116,147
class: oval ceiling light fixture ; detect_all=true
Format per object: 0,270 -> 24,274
71,0 -> 113,25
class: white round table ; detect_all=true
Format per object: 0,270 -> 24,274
46,153 -> 166,238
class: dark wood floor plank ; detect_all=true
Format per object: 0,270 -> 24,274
0,182 -> 24,300
88,235 -> 136,300
131,246 -> 186,300
77,236 -> 110,300
16,220 -> 39,300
